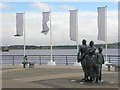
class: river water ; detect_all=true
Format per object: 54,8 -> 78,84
2,49 -> 119,55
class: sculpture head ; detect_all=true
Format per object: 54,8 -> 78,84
89,41 -> 94,47
98,46 -> 103,53
82,39 -> 87,45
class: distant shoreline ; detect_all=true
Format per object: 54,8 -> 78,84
1,42 -> 119,50
1,47 -> 119,51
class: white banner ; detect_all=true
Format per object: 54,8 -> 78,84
97,7 -> 107,41
69,10 -> 78,41
41,12 -> 50,35
15,13 -> 24,36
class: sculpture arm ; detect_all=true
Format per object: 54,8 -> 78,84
102,54 -> 104,64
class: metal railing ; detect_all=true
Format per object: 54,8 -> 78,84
1,55 -> 120,66
105,55 -> 120,64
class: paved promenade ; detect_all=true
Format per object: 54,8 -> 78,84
2,64 -> 119,89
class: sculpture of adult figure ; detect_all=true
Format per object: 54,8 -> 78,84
87,41 -> 96,81
77,39 -> 88,81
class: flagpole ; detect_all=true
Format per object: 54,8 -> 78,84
23,12 -> 26,57
50,11 -> 53,62
76,9 -> 79,55
47,11 -> 56,65
97,6 -> 108,64
74,9 -> 80,66
105,6 -> 108,64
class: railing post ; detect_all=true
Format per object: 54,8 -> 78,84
12,56 -> 15,65
109,56 -> 111,63
66,56 -> 68,65
39,56 -> 41,65
53,55 -> 54,62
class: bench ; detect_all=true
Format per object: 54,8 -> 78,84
106,63 -> 119,72
22,62 -> 35,68
28,62 -> 35,68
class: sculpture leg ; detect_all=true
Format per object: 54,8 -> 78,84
81,73 -> 88,81
99,69 -> 102,81
96,67 -> 102,84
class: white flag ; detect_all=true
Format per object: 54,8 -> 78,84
15,13 -> 24,36
97,7 -> 107,41
41,12 -> 50,35
69,10 -> 78,41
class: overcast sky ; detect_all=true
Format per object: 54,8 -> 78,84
0,1 -> 118,46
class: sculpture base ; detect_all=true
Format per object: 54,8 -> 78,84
74,62 -> 81,66
47,61 -> 56,65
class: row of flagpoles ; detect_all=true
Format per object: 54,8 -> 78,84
15,6 -> 108,65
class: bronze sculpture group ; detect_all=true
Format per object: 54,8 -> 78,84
21,39 -> 104,84
77,39 -> 104,84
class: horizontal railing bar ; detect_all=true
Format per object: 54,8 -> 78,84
1,55 -> 120,57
